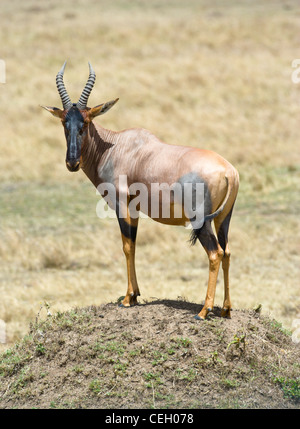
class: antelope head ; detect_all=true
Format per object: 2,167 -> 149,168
42,61 -> 118,172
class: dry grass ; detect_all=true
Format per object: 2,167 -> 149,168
0,0 -> 300,351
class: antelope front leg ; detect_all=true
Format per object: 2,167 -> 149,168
117,215 -> 140,307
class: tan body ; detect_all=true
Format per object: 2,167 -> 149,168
82,122 -> 238,226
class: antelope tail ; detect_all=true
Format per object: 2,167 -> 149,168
190,176 -> 232,245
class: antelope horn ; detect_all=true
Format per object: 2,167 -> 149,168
56,61 -> 72,110
77,62 -> 96,110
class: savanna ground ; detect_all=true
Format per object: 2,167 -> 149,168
0,0 -> 299,409
0,301 -> 299,409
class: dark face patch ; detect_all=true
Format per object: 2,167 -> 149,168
64,105 -> 85,171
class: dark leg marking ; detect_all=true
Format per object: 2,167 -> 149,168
117,216 -> 137,242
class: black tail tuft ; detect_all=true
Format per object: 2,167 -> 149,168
189,228 -> 200,246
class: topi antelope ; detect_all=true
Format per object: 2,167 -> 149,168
42,62 -> 239,320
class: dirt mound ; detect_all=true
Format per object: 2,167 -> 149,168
0,299 -> 299,409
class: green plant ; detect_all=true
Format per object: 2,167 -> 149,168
210,350 -> 222,364
151,351 -> 168,366
274,377 -> 300,401
173,337 -> 192,348
89,379 -> 102,394
175,368 -> 197,383
227,334 -> 246,351
221,378 -> 240,389
143,371 -> 163,388
35,343 -> 46,355
12,366 -> 34,393
94,340 -> 125,356
72,365 -> 84,374
113,362 -> 128,376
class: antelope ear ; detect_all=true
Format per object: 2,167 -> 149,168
88,98 -> 119,120
40,105 -> 64,119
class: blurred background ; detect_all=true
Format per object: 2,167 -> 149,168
0,0 -> 299,350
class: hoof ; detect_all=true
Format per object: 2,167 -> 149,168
119,303 -> 131,308
221,313 -> 231,319
119,301 -> 138,308
194,315 -> 205,321
221,308 -> 232,318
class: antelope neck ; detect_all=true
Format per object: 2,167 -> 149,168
81,122 -> 116,188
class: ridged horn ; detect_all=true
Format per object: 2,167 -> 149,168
76,62 -> 96,110
56,61 -> 72,110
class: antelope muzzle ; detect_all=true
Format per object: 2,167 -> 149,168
66,159 -> 81,172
